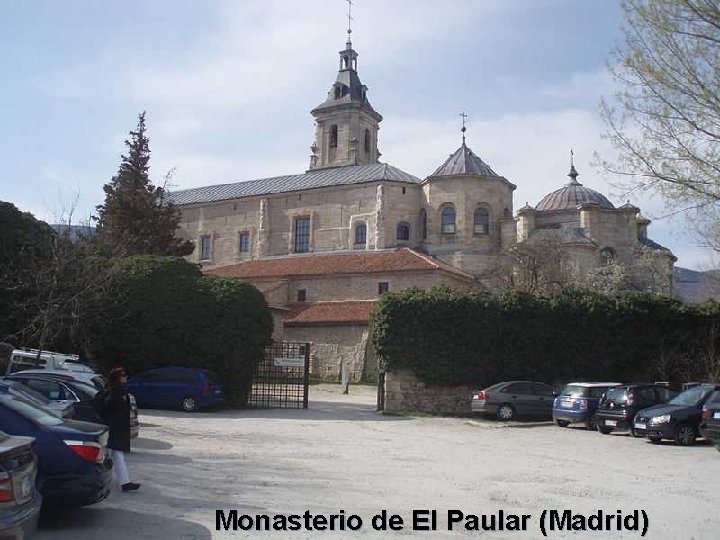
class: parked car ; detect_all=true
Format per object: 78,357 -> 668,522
700,390 -> 720,451
633,383 -> 720,445
0,379 -> 75,419
5,373 -> 139,439
552,382 -> 622,430
0,430 -> 42,538
14,368 -> 105,391
3,347 -> 94,376
0,393 -> 112,508
471,381 -> 555,420
595,383 -> 677,436
125,366 -> 225,412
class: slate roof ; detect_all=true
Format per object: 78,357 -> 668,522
528,226 -> 597,247
284,301 -> 376,327
167,163 -> 421,206
536,182 -> 615,212
204,248 -> 475,281
431,142 -> 501,178
639,237 -> 675,256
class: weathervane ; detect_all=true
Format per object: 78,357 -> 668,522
459,112 -> 468,143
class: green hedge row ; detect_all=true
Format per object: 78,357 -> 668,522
371,287 -> 719,388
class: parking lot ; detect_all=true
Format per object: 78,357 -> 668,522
35,384 -> 720,539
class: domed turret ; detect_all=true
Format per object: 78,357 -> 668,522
536,162 -> 614,211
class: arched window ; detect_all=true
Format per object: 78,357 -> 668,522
420,209 -> 427,240
334,85 -> 342,99
441,206 -> 456,234
600,247 -> 616,266
396,222 -> 410,241
330,125 -> 338,148
474,207 -> 489,235
354,222 -> 367,245
364,129 -> 371,154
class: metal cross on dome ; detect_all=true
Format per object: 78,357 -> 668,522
459,112 -> 468,142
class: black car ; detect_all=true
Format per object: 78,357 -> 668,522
0,430 -> 42,538
0,393 -> 112,508
700,390 -> 720,451
633,383 -> 720,445
595,384 -> 677,436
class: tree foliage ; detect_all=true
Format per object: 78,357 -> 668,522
83,256 -> 273,405
601,0 -> 720,248
372,286 -> 720,388
94,112 -> 193,257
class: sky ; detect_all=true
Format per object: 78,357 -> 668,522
0,0 -> 716,270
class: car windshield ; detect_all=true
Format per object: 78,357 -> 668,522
0,395 -> 64,426
668,385 -> 714,407
559,385 -> 587,398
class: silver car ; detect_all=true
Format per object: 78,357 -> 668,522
471,381 -> 555,420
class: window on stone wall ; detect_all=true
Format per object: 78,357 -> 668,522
396,222 -> 410,241
199,235 -> 212,261
294,216 -> 311,253
354,222 -> 367,245
600,247 -> 616,266
378,282 -> 389,295
364,129 -> 371,154
420,209 -> 427,240
441,206 -> 456,234
474,207 -> 489,235
330,125 -> 338,148
296,289 -> 307,302
238,232 -> 250,253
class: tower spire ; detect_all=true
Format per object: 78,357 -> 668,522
346,0 -> 353,48
568,148 -> 580,184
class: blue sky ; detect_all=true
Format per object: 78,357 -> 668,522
0,0 -> 715,269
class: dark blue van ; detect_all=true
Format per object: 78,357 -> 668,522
125,367 -> 224,412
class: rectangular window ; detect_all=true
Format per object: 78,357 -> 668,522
296,289 -> 307,302
200,235 -> 212,260
239,232 -> 250,253
378,282 -> 389,295
294,217 -> 311,253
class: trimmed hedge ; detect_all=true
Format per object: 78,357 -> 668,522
371,287 -> 719,387
84,256 -> 273,405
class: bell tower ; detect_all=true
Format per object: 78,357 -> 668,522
308,11 -> 382,170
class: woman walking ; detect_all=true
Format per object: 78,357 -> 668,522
104,367 -> 140,492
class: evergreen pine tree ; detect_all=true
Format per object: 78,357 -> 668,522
94,112 -> 193,257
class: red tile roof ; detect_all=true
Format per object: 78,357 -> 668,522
206,248 -> 474,280
284,301 -> 377,326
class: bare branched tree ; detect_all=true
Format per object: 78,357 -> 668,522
600,0 -> 720,249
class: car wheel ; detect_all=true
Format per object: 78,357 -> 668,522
675,423 -> 696,446
648,437 -> 661,444
496,404 -> 515,421
597,426 -> 612,435
555,420 -> 570,427
181,396 -> 199,412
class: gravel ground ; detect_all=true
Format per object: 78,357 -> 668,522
34,384 -> 720,540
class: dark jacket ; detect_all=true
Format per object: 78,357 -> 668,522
104,384 -> 131,452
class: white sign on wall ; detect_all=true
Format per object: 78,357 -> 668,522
273,356 -> 305,367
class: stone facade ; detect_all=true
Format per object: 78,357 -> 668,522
169,31 -> 676,386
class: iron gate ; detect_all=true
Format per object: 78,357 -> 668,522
247,342 -> 310,409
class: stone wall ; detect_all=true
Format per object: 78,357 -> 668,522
283,324 -> 373,382
383,369 -> 473,416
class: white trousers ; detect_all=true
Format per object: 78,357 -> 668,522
111,450 -> 130,486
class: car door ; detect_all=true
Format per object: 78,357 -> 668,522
531,383 -> 555,416
501,382 -> 535,415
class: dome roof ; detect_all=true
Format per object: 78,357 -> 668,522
431,142 -> 500,178
536,165 -> 615,212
